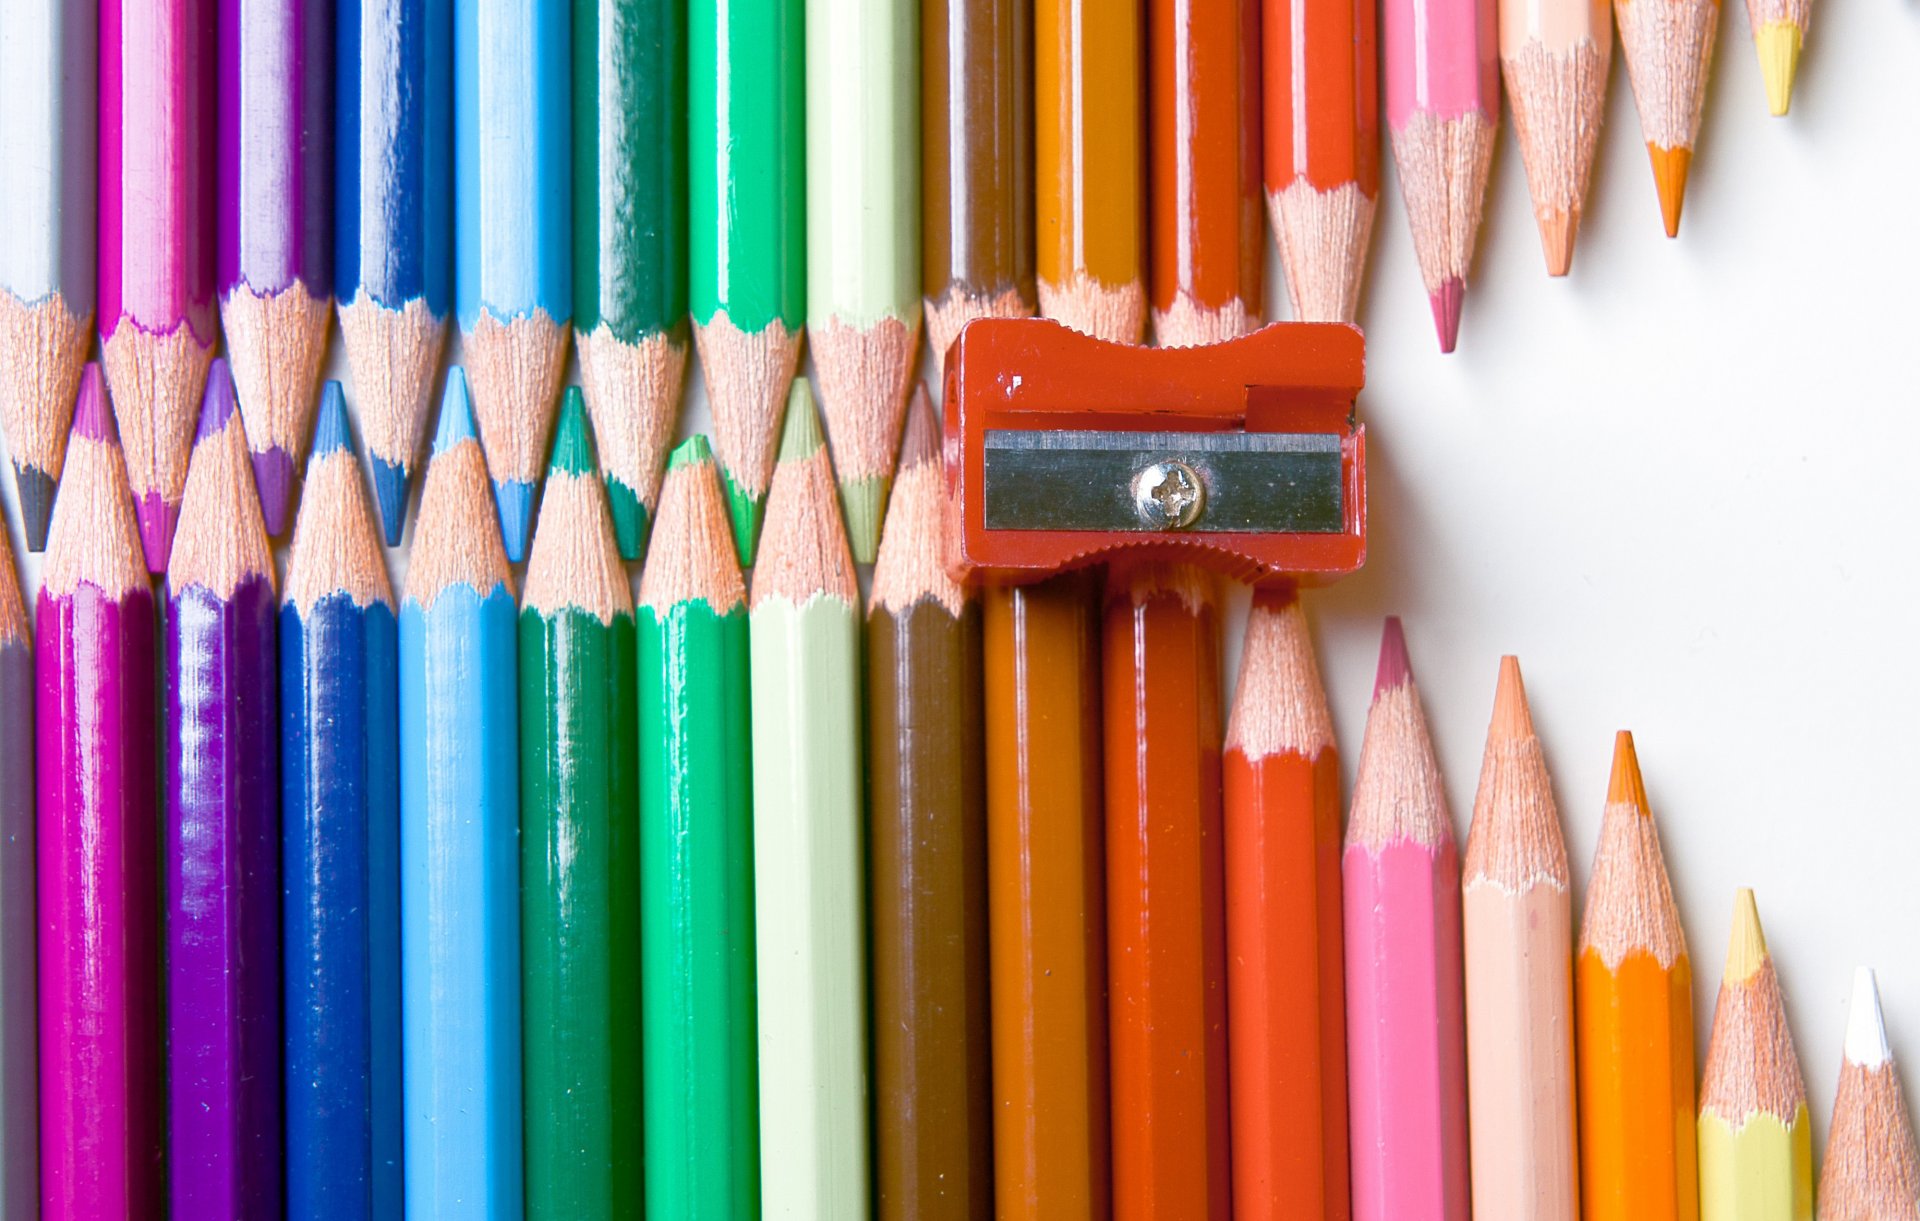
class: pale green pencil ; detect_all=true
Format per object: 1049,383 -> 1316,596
749,381 -> 869,1218
805,0 -> 920,563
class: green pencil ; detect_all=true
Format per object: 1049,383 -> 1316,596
637,434 -> 760,1218
517,390 -> 642,1219
750,382 -> 869,1216
691,0 -> 806,564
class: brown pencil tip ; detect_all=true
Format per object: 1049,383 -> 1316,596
1607,730 -> 1650,813
1490,656 -> 1533,743
1649,145 -> 1691,238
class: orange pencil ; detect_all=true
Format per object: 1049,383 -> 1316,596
984,571 -> 1111,1221
1103,562 -> 1231,1221
1615,0 -> 1718,234
1262,0 -> 1380,323
1819,969 -> 1920,1220
1035,0 -> 1146,342
1148,0 -> 1262,347
1222,587 -> 1349,1221
1576,731 -> 1698,1221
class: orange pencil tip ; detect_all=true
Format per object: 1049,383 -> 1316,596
1490,656 -> 1533,742
1648,145 -> 1692,238
1607,730 -> 1650,813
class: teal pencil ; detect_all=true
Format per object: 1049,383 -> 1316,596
398,367 -> 523,1218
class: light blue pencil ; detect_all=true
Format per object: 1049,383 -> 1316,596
453,0 -> 572,561
399,367 -> 523,1218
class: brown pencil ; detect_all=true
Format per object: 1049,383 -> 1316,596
1818,969 -> 1920,1220
867,391 -> 992,1221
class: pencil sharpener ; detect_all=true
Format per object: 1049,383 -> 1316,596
942,318 -> 1367,586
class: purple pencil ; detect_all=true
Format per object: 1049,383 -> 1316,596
164,358 -> 281,1217
219,0 -> 334,535
35,364 -> 163,1220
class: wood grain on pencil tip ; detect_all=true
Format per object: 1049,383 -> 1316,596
1748,0 -> 1808,116
1223,587 -> 1349,1221
868,390 -> 991,1220
1697,889 -> 1811,1221
1614,0 -> 1718,235
1500,0 -> 1611,274
1819,969 -> 1920,1221
1463,656 -> 1577,1221
1577,731 -> 1698,1221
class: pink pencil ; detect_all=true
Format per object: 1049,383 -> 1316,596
99,0 -> 216,573
1343,618 -> 1469,1221
1385,0 -> 1499,352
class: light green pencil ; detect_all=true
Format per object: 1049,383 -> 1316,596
805,0 -> 920,563
749,382 -> 869,1218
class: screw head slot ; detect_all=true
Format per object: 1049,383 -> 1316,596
1132,461 -> 1205,530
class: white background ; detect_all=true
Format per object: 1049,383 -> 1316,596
7,1 -> 1915,1158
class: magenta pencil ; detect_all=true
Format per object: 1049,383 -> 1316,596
34,364 -> 163,1220
1342,618 -> 1469,1221
218,0 -> 334,536
99,0 -> 217,573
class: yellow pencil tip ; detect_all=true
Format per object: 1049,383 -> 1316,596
1756,23 -> 1803,116
1725,888 -> 1768,982
1607,730 -> 1650,813
1648,145 -> 1692,238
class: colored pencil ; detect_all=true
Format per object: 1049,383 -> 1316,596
637,434 -> 760,1218
983,569 -> 1110,1221
1462,656 -> 1576,1221
692,0 -> 806,564
454,0 -> 572,563
868,391 -> 991,1221
1616,0 -> 1717,235
0,495 -> 27,1216
280,382 -> 402,1221
0,0 -> 95,550
1222,587 -> 1349,1221
1262,0 -> 1378,324
399,367 -> 523,1218
1576,731 -> 1698,1221
1148,0 -> 1262,347
1035,0 -> 1145,342
99,0 -> 217,573
1748,0 -> 1807,115
1819,969 -> 1920,1219
1385,0 -> 1497,352
1500,0 -> 1610,274
750,383 -> 869,1216
518,390 -> 642,1219
336,0 -> 453,547
1104,562 -> 1230,1218
164,361 -> 282,1218
218,0 -> 334,537
807,0 -> 921,563
573,0 -> 688,562
921,0 -> 1034,357
1697,889 -> 1811,1221
34,365 -> 162,1221
1343,618 -> 1469,1221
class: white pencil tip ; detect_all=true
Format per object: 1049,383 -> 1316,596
1847,968 -> 1893,1068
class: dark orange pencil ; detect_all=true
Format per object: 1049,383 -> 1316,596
1148,0 -> 1263,348
1103,562 -> 1231,1220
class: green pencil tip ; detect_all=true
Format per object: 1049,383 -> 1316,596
840,475 -> 887,565
776,379 -> 824,462
725,476 -> 764,567
547,387 -> 597,476
608,479 -> 648,561
668,434 -> 714,470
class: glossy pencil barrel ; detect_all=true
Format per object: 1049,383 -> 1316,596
0,546 -> 29,1217
920,0 -> 1034,354
983,574 -> 1109,1221
1102,564 -> 1230,1220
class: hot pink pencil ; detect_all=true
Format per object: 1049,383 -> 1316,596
1385,0 -> 1499,352
99,0 -> 217,573
1343,618 -> 1469,1221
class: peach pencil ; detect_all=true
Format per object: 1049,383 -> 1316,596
1816,969 -> 1920,1220
1499,0 -> 1610,274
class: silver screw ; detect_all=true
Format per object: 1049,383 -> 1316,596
1131,461 -> 1204,530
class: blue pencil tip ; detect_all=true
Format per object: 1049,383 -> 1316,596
494,479 -> 534,564
196,359 -> 239,445
310,382 -> 352,459
371,457 -> 411,547
432,368 -> 476,454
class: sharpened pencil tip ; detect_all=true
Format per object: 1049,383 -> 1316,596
432,368 -> 477,453
1757,23 -> 1801,117
547,388 -> 597,477
1725,888 -> 1768,983
311,382 -> 352,458
607,478 -> 647,560
136,491 -> 178,575
777,379 -> 824,462
1374,616 -> 1412,697
1847,968 -> 1892,1068
370,456 -> 410,548
251,447 -> 294,536
71,362 -> 112,442
840,475 -> 885,565
1539,209 -> 1577,278
495,479 -> 534,564
726,480 -> 763,568
1430,279 -> 1464,353
16,464 -> 54,552
196,359 -> 240,446
670,434 -> 714,470
1490,655 -> 1533,742
1607,730 -> 1650,813
1649,145 -> 1691,238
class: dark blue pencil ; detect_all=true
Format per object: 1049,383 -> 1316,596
281,382 -> 402,1220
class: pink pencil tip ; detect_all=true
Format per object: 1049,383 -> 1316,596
1374,616 -> 1412,698
71,363 -> 113,442
1429,280 -> 1464,354
136,494 -> 178,575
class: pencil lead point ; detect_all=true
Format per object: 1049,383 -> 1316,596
1374,616 -> 1412,698
777,379 -> 824,462
1725,888 -> 1768,982
432,368 -> 477,453
195,359 -> 240,446
547,387 -> 597,477
670,434 -> 714,470
16,465 -> 54,553
1490,655 -> 1533,742
840,475 -> 886,565
251,446 -> 294,536
1649,145 -> 1691,238
726,480 -> 763,567
1607,730 -> 1651,814
494,478 -> 534,564
1756,23 -> 1801,117
71,362 -> 112,442
607,478 -> 647,560
1430,279 -> 1464,353
1539,209 -> 1577,278
370,457 -> 410,548
1847,968 -> 1892,1068
135,492 -> 178,576
310,382 -> 352,459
